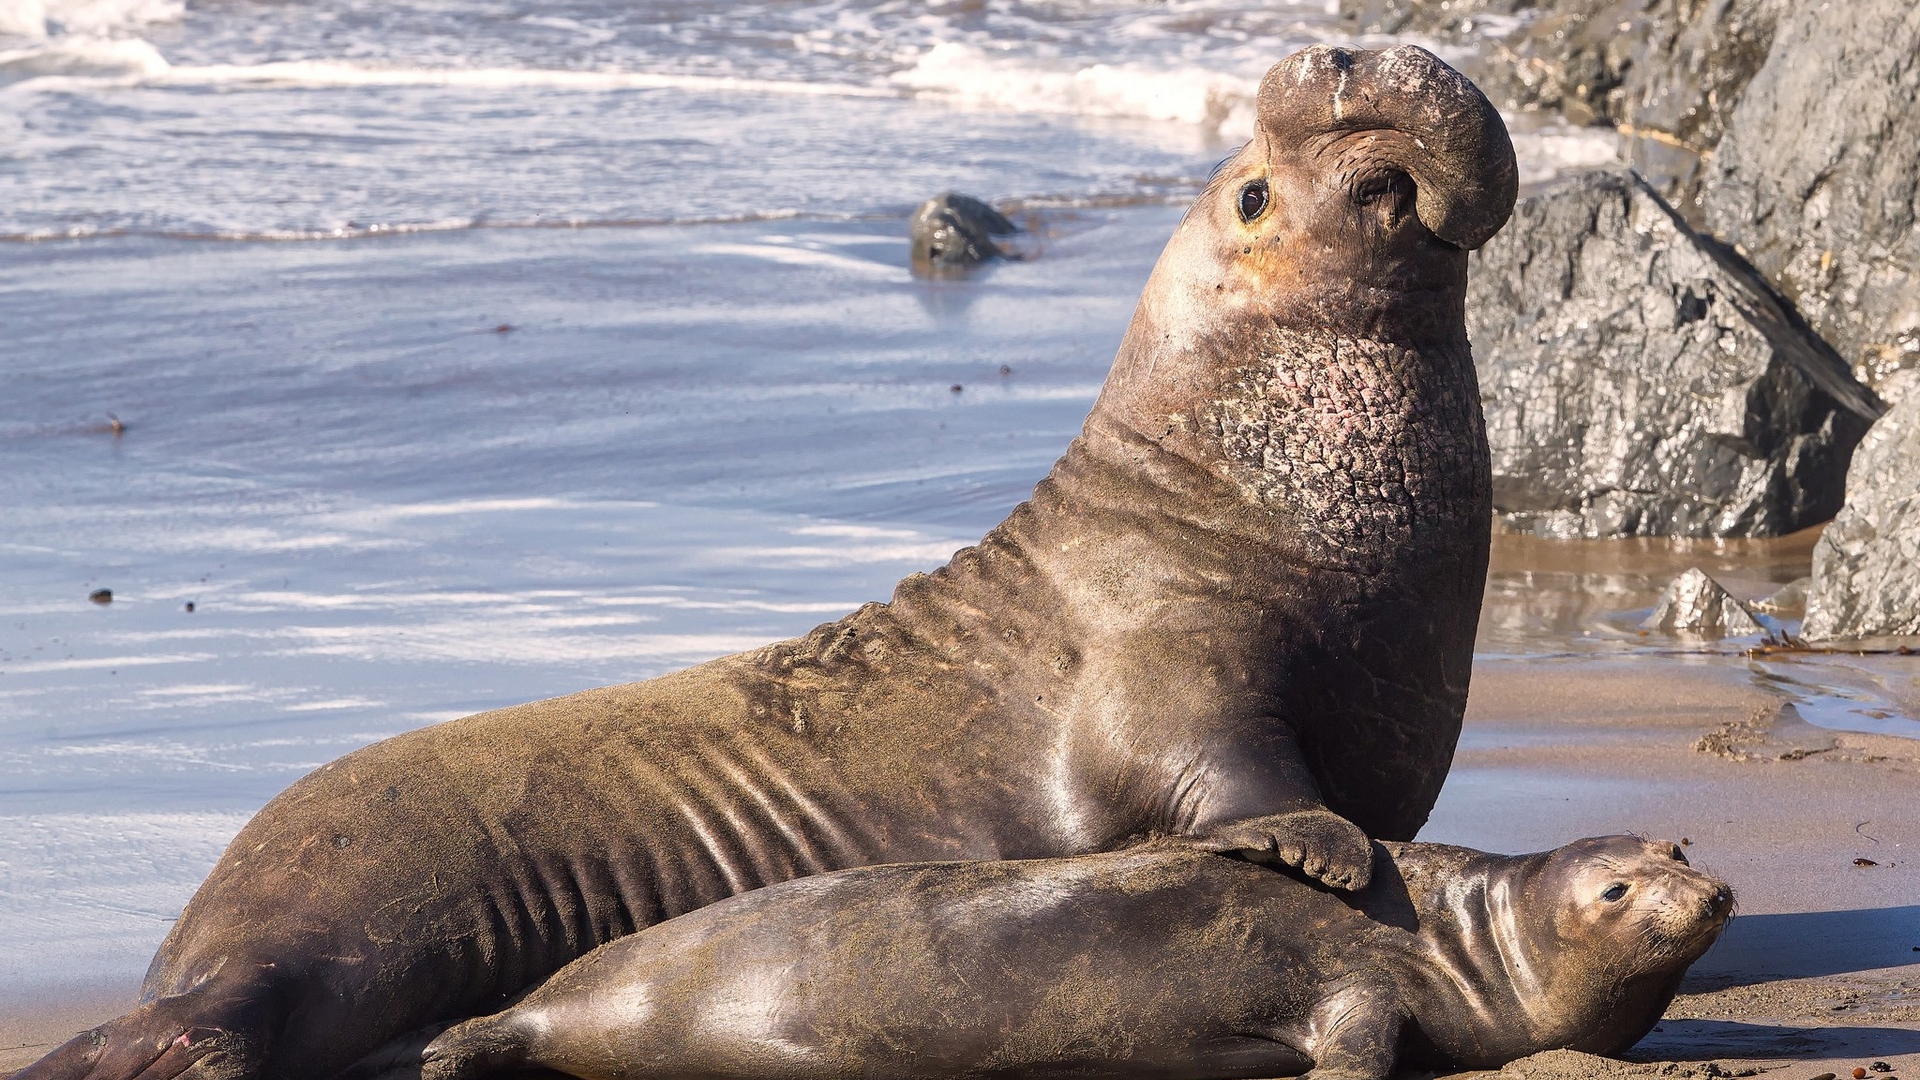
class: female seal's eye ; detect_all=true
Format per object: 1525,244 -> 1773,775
1601,883 -> 1630,902
1238,179 -> 1269,222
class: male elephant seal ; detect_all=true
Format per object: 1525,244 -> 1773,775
421,836 -> 1733,1080
22,44 -> 1517,1080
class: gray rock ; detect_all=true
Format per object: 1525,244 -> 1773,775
1607,0 -> 1783,212
909,193 -> 1018,274
1804,392 -> 1920,640
1703,0 -> 1920,402
1470,169 -> 1880,538
1748,575 -> 1808,616
1642,567 -> 1763,635
1341,0 -> 1781,209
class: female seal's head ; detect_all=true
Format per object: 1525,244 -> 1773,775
1521,835 -> 1734,1055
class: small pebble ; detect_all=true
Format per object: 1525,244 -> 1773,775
494,324 -> 513,333
185,601 -> 196,613
1809,1073 -> 1836,1080
1853,1069 -> 1867,1079
950,384 -> 964,393
1681,837 -> 1692,846
1871,1065 -> 1892,1074
1855,858 -> 1879,867
88,588 -> 112,604
999,364 -> 1012,376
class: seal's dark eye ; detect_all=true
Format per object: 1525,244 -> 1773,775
1238,179 -> 1269,222
1601,883 -> 1630,902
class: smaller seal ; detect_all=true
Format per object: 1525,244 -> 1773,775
909,192 -> 1018,272
416,835 -> 1731,1080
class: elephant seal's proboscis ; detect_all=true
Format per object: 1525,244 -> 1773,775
21,44 -> 1518,1080
419,836 -> 1733,1080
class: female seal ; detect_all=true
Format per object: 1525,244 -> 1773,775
422,836 -> 1734,1080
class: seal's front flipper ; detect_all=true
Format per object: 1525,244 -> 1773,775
1167,720 -> 1374,890
13,982 -> 272,1080
1186,808 -> 1375,891
1297,986 -> 1402,1080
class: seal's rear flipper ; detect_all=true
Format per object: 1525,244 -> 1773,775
13,983 -> 273,1080
418,1017 -> 535,1080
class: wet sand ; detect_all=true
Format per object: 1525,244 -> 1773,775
1432,659 -> 1920,1078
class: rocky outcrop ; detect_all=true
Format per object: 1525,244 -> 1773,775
1348,0 -> 1920,402
909,193 -> 1018,274
1803,392 -> 1920,640
1642,568 -> 1762,634
1340,0 -> 1782,209
1469,170 -> 1880,538
1339,0 -> 1523,36
1702,0 -> 1920,404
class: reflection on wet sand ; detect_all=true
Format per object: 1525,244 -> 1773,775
1480,525 -> 1823,654
1479,524 -> 1920,740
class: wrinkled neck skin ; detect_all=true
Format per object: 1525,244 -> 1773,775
1094,130 -> 1480,545
1061,124 -> 1487,579
882,134 -> 1491,850
891,150 -> 1489,634
1390,848 -> 1682,1068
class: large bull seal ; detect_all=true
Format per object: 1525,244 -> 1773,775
420,836 -> 1733,1080
21,44 -> 1517,1080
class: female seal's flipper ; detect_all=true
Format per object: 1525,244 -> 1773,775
418,1017 -> 537,1080
14,983 -> 274,1080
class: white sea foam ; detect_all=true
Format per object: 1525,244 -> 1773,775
0,45 -> 906,96
893,42 -> 1264,138
0,32 -> 165,86
1511,121 -> 1625,186
0,0 -> 179,38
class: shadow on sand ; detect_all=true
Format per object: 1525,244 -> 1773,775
1631,1019 -> 1920,1061
1687,905 -> 1920,986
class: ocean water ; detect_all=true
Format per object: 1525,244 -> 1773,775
0,0 -> 1649,1000
0,0 -> 1626,240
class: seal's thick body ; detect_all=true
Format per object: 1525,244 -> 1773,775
422,837 -> 1733,1080
20,44 -> 1518,1080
